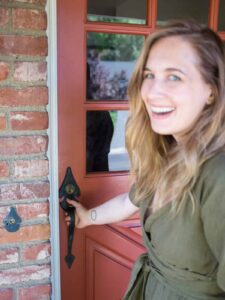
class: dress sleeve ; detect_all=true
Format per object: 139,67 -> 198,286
129,184 -> 140,207
200,154 -> 225,291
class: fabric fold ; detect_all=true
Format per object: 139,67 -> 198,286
123,253 -> 151,300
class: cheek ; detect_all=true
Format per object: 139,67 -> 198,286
140,83 -> 147,103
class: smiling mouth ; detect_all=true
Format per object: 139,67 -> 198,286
151,106 -> 175,115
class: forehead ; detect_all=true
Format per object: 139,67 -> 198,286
146,36 -> 200,70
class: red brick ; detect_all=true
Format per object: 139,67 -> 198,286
0,182 -> 50,201
0,62 -> 9,81
0,35 -> 47,56
0,8 -> 10,27
21,242 -> 50,262
10,112 -> 48,130
0,136 -> 48,156
0,265 -> 50,285
13,62 -> 47,82
0,224 -> 50,244
0,113 -> 6,130
14,159 -> 49,178
0,87 -> 48,106
0,248 -> 19,265
17,202 -> 49,221
18,284 -> 51,300
0,206 -> 8,224
13,9 -> 47,30
0,288 -> 14,300
0,203 -> 49,224
0,161 -> 9,177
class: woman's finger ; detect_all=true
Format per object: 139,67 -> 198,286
66,199 -> 80,207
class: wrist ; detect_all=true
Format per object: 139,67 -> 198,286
88,208 -> 97,225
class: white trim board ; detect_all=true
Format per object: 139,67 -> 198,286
46,0 -> 61,299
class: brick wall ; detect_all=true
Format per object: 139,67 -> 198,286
0,0 -> 51,299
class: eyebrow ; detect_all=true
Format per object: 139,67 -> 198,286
144,66 -> 187,75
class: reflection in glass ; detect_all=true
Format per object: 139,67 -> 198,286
157,0 -> 209,26
87,33 -> 144,100
86,110 -> 130,172
218,1 -> 225,31
87,0 -> 147,25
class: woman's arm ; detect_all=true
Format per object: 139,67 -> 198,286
65,192 -> 139,229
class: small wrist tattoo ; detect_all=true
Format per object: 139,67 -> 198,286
91,209 -> 97,222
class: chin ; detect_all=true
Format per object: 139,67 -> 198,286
151,128 -> 172,136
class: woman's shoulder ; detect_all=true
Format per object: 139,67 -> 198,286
201,152 -> 225,177
197,152 -> 225,205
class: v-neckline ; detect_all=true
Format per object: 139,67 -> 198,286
141,195 -> 172,231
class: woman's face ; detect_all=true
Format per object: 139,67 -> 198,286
141,36 -> 211,141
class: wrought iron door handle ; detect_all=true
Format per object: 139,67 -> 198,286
59,167 -> 80,268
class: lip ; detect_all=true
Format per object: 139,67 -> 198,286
151,110 -> 175,120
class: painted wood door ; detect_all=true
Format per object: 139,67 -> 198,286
57,0 -> 151,299
57,0 -> 222,299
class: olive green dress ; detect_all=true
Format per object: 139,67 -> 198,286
123,153 -> 225,300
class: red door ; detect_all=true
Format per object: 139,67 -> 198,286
57,0 -> 151,299
57,1 -> 220,299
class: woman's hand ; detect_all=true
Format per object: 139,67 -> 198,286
64,193 -> 139,228
64,200 -> 90,229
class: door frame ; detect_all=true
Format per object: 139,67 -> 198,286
47,0 -> 61,299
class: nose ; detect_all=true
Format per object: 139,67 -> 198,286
142,78 -> 166,105
144,78 -> 166,98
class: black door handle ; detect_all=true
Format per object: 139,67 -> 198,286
59,167 -> 80,268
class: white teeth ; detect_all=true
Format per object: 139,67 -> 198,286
151,106 -> 175,113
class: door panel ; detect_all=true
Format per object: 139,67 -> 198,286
57,0 -> 146,299
85,225 -> 144,300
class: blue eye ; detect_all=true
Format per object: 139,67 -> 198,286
168,74 -> 181,81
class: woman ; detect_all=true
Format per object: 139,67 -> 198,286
66,20 -> 225,299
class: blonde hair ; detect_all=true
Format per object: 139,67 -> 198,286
126,20 -> 225,213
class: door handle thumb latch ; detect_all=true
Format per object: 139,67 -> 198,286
59,167 -> 81,268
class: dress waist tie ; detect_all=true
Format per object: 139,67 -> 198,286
122,253 -> 151,300
123,248 -> 225,300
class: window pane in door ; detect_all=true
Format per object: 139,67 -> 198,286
218,1 -> 225,31
86,110 -> 130,173
87,33 -> 144,100
87,0 -> 147,24
157,0 -> 209,26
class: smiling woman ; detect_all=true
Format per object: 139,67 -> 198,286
123,19 -> 225,299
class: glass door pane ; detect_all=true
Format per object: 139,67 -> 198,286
86,110 -> 130,172
218,1 -> 225,31
157,0 -> 209,26
87,0 -> 147,24
87,32 -> 144,100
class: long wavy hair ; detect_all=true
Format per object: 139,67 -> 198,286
125,20 -> 225,213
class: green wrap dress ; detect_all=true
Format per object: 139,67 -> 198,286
123,153 -> 225,300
